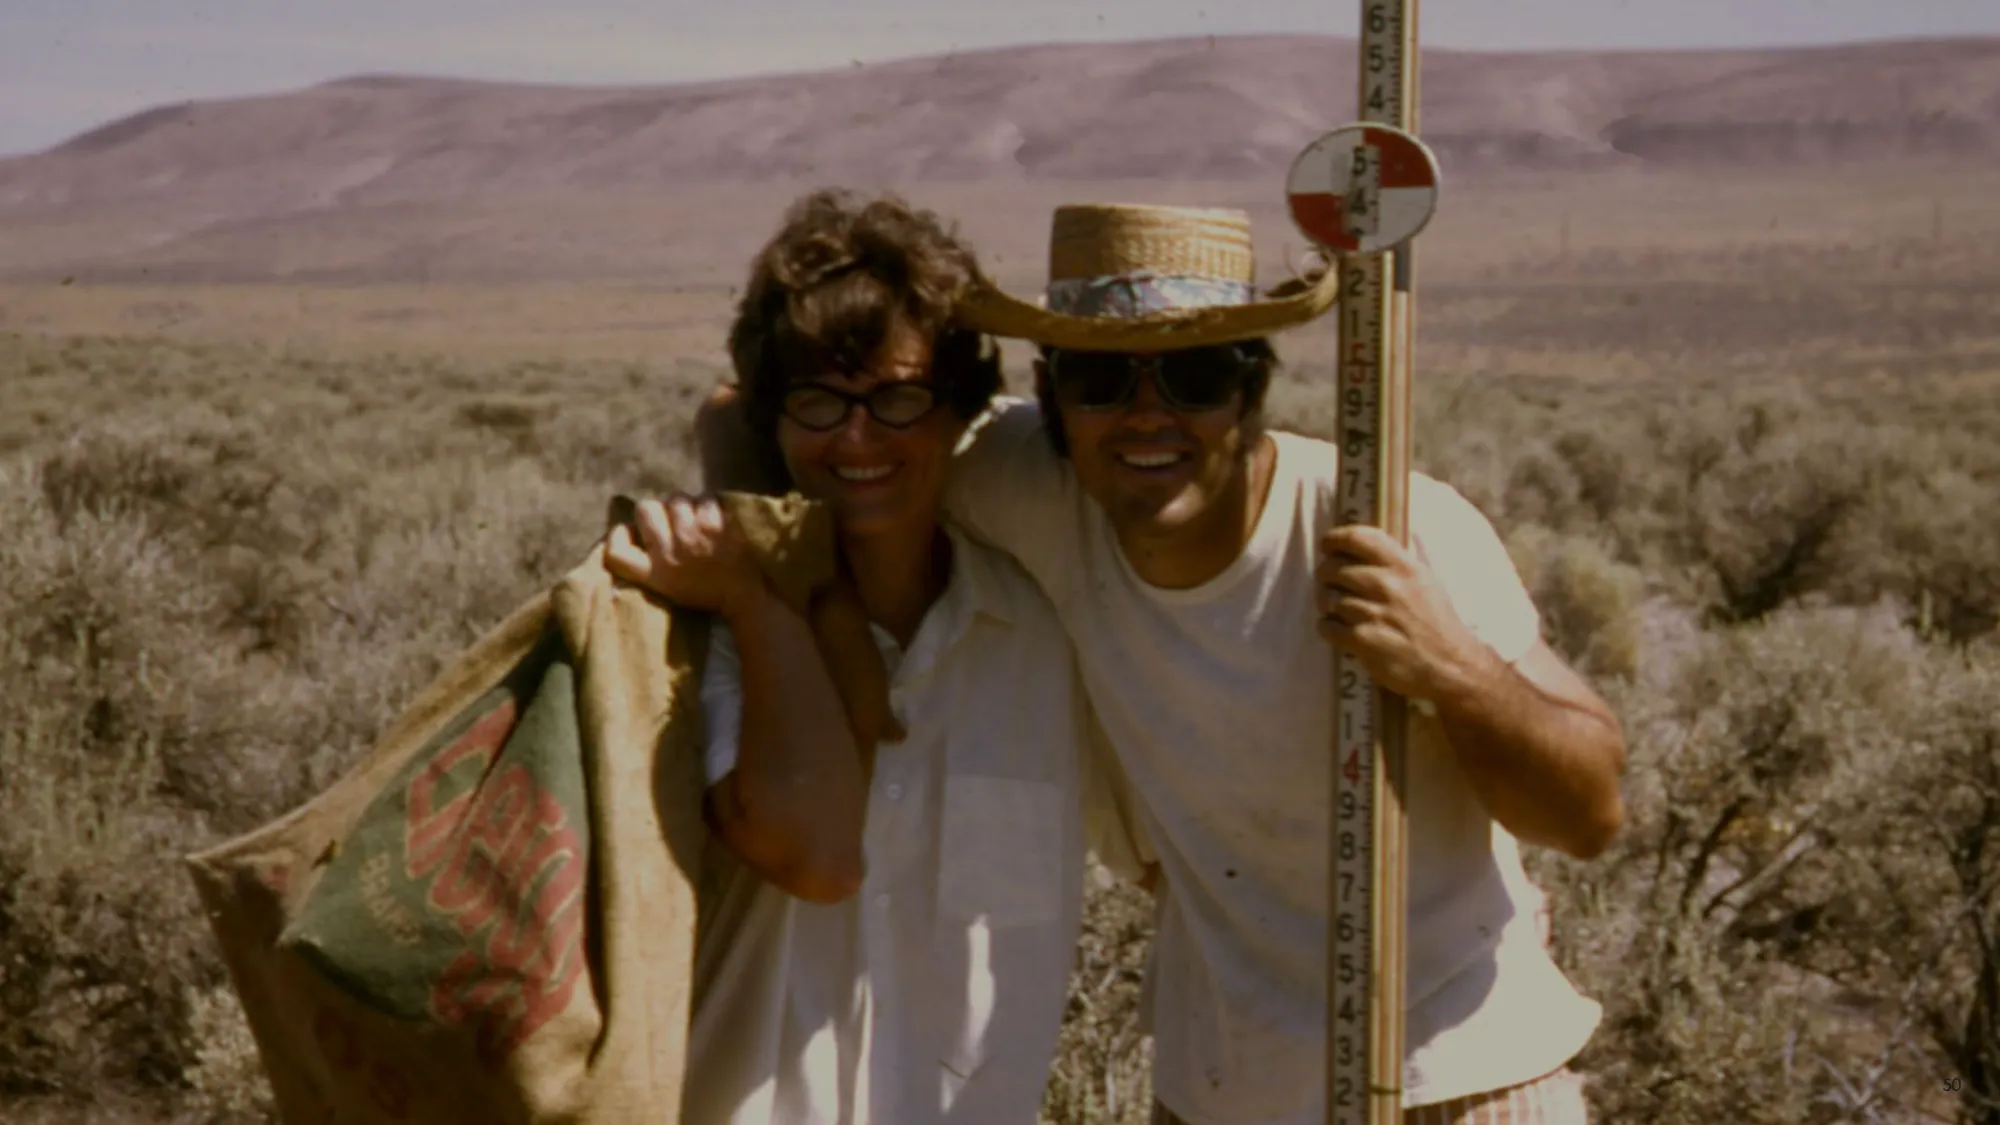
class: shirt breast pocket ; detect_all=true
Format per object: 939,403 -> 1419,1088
939,775 -> 1068,929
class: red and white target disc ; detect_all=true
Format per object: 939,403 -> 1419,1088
1286,124 -> 1440,254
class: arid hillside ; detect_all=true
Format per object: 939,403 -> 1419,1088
0,34 -> 1995,284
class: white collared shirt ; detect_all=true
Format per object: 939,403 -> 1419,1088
681,526 -> 1097,1125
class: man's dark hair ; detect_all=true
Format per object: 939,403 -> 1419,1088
727,189 -> 1001,483
1031,339 -> 1279,458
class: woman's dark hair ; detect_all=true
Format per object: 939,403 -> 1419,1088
1031,338 -> 1279,458
727,189 -> 1001,481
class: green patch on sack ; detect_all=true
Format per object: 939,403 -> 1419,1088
280,624 -> 593,1066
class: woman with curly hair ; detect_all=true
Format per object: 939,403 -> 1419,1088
609,189 -> 1137,1125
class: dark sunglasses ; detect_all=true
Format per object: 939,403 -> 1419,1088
781,380 -> 940,432
1046,344 -> 1255,413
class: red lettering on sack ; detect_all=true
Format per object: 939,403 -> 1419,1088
397,696 -> 588,1068
430,950 -> 546,1064
313,1007 -> 362,1071
426,770 -> 531,925
484,819 -> 586,977
424,768 -> 587,1065
406,702 -> 519,875
367,1059 -> 415,1119
312,1004 -> 416,1120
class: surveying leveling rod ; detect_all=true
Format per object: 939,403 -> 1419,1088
1330,3 -> 1420,1124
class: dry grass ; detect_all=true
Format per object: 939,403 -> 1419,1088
3,168 -> 1999,1125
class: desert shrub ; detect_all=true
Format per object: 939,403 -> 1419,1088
1039,870 -> 1156,1125
0,677 -> 213,1096
0,458 -> 244,1097
1504,524 -> 1647,681
1671,400 -> 1874,623
1530,604 -> 1997,1123
1839,459 -> 2000,643
1788,640 -> 2000,1123
1415,369 -> 2000,645
182,984 -> 274,1125
7,326 -> 2000,1125
0,338 -> 701,1113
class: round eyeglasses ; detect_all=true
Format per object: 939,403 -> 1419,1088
781,380 -> 941,432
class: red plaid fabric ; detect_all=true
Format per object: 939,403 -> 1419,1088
1151,1066 -> 1590,1125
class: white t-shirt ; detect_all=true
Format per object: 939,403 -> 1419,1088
681,525 -> 1100,1125
942,399 -> 1603,1123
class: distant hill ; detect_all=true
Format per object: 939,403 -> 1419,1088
0,34 -> 1993,283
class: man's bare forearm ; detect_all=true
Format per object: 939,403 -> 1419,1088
1432,646 -> 1626,860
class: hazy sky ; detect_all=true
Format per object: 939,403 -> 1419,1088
4,0 -> 1997,156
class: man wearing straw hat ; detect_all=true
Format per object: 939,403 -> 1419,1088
689,202 -> 1628,1125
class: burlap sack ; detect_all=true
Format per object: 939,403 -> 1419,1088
185,492 -> 843,1125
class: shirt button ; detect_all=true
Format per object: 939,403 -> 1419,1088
885,783 -> 904,800
874,893 -> 891,908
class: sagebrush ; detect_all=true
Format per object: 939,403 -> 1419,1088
2,328 -> 1996,1124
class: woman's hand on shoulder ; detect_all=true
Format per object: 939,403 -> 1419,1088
607,492 -> 770,620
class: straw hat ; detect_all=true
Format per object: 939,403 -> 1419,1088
955,203 -> 1339,352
